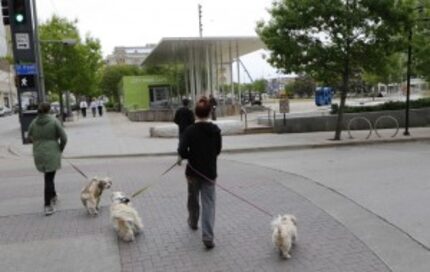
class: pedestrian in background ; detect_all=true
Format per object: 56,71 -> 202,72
97,97 -> 104,117
209,94 -> 218,121
28,102 -> 67,216
79,99 -> 88,118
174,98 -> 195,140
90,98 -> 97,118
178,96 -> 222,250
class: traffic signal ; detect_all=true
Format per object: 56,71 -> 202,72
1,0 -> 9,25
12,0 -> 26,25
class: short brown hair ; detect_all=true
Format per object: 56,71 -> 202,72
195,96 -> 211,119
38,102 -> 51,114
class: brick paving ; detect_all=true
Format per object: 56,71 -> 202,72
0,156 -> 391,271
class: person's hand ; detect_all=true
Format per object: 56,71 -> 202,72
176,155 -> 183,166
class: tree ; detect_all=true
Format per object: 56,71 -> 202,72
414,0 -> 430,83
292,76 -> 316,98
99,65 -> 142,105
257,0 -> 410,140
39,16 -> 103,114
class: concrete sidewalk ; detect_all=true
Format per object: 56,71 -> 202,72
6,112 -> 430,159
1,112 -> 430,272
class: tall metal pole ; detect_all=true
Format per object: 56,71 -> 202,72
31,0 -> 45,102
404,28 -> 412,136
198,4 -> 203,38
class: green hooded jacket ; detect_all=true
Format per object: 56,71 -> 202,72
28,114 -> 67,173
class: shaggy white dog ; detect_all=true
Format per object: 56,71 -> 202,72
110,191 -> 144,242
271,214 -> 298,259
80,177 -> 112,216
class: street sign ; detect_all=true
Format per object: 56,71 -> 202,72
17,75 -> 35,88
15,33 -> 30,49
15,63 -> 37,75
279,98 -> 290,113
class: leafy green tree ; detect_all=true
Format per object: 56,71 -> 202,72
257,0 -> 410,140
99,65 -> 142,104
39,16 -> 103,114
414,0 -> 430,83
292,76 -> 316,98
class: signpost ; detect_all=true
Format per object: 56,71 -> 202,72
6,0 -> 44,144
279,97 -> 289,126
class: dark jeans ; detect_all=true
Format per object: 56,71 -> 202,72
97,106 -> 103,116
81,108 -> 86,117
44,171 -> 57,206
187,175 -> 216,242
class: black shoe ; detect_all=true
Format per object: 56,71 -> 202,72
203,240 -> 215,250
187,218 -> 198,230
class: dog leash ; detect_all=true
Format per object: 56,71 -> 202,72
131,160 -> 178,198
187,163 -> 274,218
65,158 -> 177,199
66,159 -> 88,179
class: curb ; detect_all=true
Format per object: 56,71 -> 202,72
59,136 -> 430,160
8,136 -> 430,160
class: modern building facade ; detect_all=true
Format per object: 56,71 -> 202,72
106,44 -> 156,66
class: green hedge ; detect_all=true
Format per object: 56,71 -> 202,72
331,97 -> 430,114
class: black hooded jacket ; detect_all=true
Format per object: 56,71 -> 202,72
178,121 -> 222,180
174,107 -> 195,136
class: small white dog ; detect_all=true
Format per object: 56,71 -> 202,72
271,214 -> 298,259
110,191 -> 144,242
80,177 -> 112,216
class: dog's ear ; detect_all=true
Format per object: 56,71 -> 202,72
290,215 -> 297,226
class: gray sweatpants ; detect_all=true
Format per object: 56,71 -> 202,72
186,175 -> 216,242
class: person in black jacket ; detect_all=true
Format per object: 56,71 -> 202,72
178,96 -> 222,250
174,98 -> 195,140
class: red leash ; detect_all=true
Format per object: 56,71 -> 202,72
187,163 -> 273,218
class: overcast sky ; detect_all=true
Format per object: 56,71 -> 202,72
36,0 -> 281,80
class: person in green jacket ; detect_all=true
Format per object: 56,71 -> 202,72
28,102 -> 67,216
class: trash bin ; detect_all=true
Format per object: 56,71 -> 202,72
315,87 -> 333,106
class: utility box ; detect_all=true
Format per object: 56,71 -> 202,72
315,87 -> 333,106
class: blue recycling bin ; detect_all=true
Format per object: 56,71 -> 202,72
315,87 -> 333,106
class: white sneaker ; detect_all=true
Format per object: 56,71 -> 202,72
44,205 -> 55,216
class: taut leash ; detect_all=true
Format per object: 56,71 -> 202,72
130,161 -> 178,198
187,163 -> 273,218
66,159 -> 88,179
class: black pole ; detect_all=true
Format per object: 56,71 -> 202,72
404,28 -> 412,136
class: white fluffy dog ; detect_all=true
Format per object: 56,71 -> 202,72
110,191 -> 144,242
80,177 -> 112,216
271,214 -> 298,259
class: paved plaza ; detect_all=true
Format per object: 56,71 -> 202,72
0,112 -> 430,271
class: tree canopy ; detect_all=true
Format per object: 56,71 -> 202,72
39,16 -> 103,99
257,0 -> 412,139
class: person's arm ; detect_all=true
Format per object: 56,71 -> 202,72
56,120 -> 68,152
216,129 -> 222,155
178,128 -> 191,159
173,109 -> 180,125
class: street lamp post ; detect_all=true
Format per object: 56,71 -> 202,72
404,29 -> 412,136
404,4 -> 429,136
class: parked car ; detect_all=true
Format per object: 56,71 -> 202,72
0,106 -> 12,117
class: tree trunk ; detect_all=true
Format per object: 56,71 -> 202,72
334,54 -> 350,140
